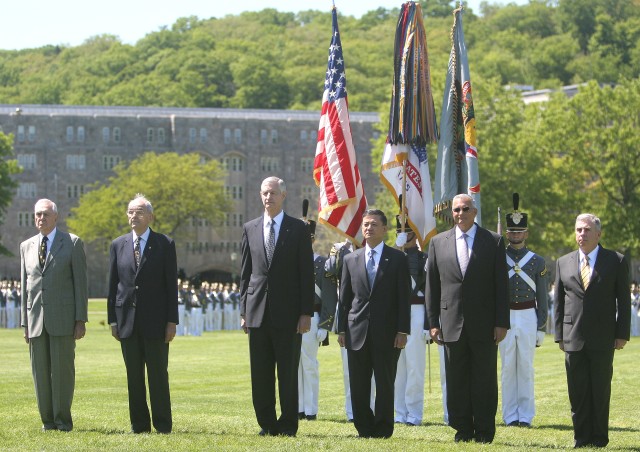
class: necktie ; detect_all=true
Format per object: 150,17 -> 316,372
580,255 -> 590,290
266,220 -> 276,266
458,233 -> 469,275
39,236 -> 48,268
367,249 -> 376,287
134,237 -> 141,269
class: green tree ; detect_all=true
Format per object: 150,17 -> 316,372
67,152 -> 232,246
0,132 -> 22,255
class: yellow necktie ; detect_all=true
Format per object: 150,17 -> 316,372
580,256 -> 590,290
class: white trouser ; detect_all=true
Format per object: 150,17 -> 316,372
499,308 -> 537,424
439,344 -> 448,424
213,307 -> 222,331
631,304 -> 640,336
340,346 -> 375,420
176,304 -> 185,335
298,313 -> 320,416
183,310 -> 192,336
394,305 -> 427,424
6,303 -> 15,328
192,310 -> 203,336
0,306 -> 6,328
223,305 -> 233,330
205,306 -> 214,331
233,306 -> 241,330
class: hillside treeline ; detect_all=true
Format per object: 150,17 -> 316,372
0,0 -> 639,112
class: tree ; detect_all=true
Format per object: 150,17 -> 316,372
67,152 -> 233,247
0,132 -> 22,255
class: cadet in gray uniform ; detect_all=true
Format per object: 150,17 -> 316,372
297,205 -> 336,420
499,193 -> 548,427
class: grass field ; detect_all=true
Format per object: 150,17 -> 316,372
0,299 -> 638,451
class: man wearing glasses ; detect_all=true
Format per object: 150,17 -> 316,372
426,194 -> 509,444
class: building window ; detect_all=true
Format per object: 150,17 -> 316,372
223,128 -> 231,145
17,125 -> 25,142
113,127 -> 121,143
300,157 -> 314,173
17,154 -> 36,169
67,184 -> 85,198
199,128 -> 207,144
234,128 -> 242,145
232,156 -> 243,171
158,128 -> 165,144
146,128 -> 154,144
300,130 -> 308,143
66,126 -> 74,143
102,127 -> 110,144
270,129 -> 278,144
301,185 -> 318,200
28,126 -> 36,142
77,127 -> 85,143
103,155 -> 121,170
18,212 -> 35,228
189,128 -> 196,144
260,129 -> 268,145
260,157 -> 280,172
66,154 -> 86,170
17,183 -> 37,198
310,130 -> 317,142
225,185 -> 244,200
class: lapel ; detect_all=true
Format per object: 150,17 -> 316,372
253,217 -> 269,267
137,230 -> 155,274
43,232 -> 64,272
445,228 -> 463,278
270,214 -> 291,267
29,237 -> 44,275
372,244 -> 391,292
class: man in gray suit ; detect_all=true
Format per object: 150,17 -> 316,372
20,198 -> 88,432
554,213 -> 630,448
426,194 -> 509,444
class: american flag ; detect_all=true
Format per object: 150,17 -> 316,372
313,7 -> 367,245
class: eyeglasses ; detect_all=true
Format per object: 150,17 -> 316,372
452,206 -> 471,213
127,210 -> 147,217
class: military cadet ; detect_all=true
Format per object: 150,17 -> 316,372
393,217 -> 429,426
212,283 -> 224,331
0,280 -> 6,328
297,204 -> 337,421
177,281 -> 188,336
499,193 -> 548,427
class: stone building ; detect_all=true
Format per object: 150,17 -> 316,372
0,104 -> 380,296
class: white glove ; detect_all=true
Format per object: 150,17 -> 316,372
395,232 -> 408,247
422,330 -> 431,343
536,330 -> 545,347
317,328 -> 328,343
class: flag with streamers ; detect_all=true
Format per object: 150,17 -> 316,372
380,1 -> 438,247
313,7 -> 367,245
434,6 -> 482,225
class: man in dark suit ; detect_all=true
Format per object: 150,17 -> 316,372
107,194 -> 178,434
20,198 -> 88,432
426,194 -> 509,444
240,177 -> 314,437
554,213 -> 630,448
337,209 -> 410,438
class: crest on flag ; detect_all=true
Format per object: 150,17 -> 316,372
434,6 -> 482,225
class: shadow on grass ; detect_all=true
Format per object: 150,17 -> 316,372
536,424 -> 639,433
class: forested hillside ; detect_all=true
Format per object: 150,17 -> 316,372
1,0 -> 639,111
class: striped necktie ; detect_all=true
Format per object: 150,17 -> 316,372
580,255 -> 591,290
134,237 -> 141,269
367,249 -> 376,287
39,236 -> 48,268
266,220 -> 276,266
458,233 -> 469,275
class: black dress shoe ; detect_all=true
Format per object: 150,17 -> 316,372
405,421 -> 419,426
278,430 -> 296,437
518,422 -> 531,428
131,428 -> 151,434
305,414 -> 317,421
42,425 -> 57,432
298,412 -> 306,420
475,435 -> 493,444
258,428 -> 274,436
454,432 -> 473,443
507,421 -> 519,427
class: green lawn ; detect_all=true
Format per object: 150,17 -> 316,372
0,299 -> 637,451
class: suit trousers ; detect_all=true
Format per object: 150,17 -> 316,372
248,314 -> 302,435
347,333 -> 400,438
565,347 -> 614,447
444,327 -> 498,441
120,320 -> 172,433
29,330 -> 75,430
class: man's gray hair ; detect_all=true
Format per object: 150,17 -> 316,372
34,198 -> 58,213
452,193 -> 476,209
576,213 -> 601,231
132,193 -> 154,213
261,176 -> 286,193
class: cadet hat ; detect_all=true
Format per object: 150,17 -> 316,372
505,192 -> 528,232
301,199 -> 317,239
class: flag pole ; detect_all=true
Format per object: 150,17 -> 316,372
497,206 -> 502,235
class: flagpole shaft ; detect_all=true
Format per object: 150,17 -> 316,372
428,341 -> 432,393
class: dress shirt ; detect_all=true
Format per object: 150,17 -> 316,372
579,246 -> 599,279
132,228 -> 151,256
41,227 -> 57,256
455,223 -> 477,258
263,210 -> 284,247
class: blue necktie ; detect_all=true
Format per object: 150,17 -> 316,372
367,249 -> 376,287
266,220 -> 276,266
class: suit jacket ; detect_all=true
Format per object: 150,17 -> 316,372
338,244 -> 410,351
240,213 -> 314,329
107,229 -> 179,339
554,245 -> 630,352
20,230 -> 88,337
426,225 -> 509,343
